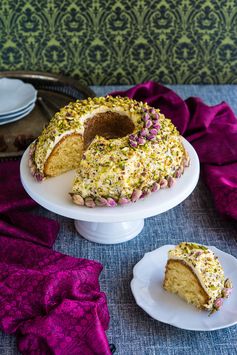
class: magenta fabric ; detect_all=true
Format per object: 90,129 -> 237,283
0,161 -> 111,354
110,81 -> 237,220
0,160 -> 59,247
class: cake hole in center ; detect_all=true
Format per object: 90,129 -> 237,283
83,111 -> 135,148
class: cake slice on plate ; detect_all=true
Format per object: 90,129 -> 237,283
163,242 -> 232,314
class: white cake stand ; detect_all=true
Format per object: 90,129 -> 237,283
20,138 -> 199,244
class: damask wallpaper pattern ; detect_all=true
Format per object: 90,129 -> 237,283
0,0 -> 237,85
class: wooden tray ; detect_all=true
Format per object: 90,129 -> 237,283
0,71 -> 95,158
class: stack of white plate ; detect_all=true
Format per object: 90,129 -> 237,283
0,78 -> 37,125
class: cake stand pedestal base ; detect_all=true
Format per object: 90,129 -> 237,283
74,219 -> 144,244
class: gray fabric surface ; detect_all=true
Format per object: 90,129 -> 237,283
1,85 -> 237,355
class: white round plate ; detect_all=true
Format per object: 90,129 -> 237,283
131,245 -> 237,331
20,138 -> 199,223
0,78 -> 37,115
0,100 -> 35,119
0,101 -> 35,121
0,103 -> 35,125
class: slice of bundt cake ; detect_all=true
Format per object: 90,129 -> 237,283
163,242 -> 232,314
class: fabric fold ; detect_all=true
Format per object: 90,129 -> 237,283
110,81 -> 237,220
0,236 -> 110,355
0,160 -> 111,354
0,160 -> 59,247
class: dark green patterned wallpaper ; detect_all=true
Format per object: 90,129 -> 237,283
0,0 -> 237,85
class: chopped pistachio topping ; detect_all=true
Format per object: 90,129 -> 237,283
31,95 -> 189,205
33,96 -> 150,175
71,117 -> 185,201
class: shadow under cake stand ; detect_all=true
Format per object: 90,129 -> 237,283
20,138 -> 199,244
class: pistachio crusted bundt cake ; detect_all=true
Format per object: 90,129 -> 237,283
163,243 -> 233,314
29,96 -> 190,208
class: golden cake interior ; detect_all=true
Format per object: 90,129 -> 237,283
44,111 -> 135,177
44,133 -> 83,177
163,259 -> 209,309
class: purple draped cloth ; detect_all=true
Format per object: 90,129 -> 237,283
0,161 -> 110,354
110,82 -> 237,220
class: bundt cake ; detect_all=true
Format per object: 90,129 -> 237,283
29,96 -> 190,208
163,242 -> 232,314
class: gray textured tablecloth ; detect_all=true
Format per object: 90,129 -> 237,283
1,85 -> 237,355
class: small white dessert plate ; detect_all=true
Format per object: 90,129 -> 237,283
0,103 -> 35,125
131,245 -> 237,331
0,100 -> 35,119
0,78 -> 37,115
